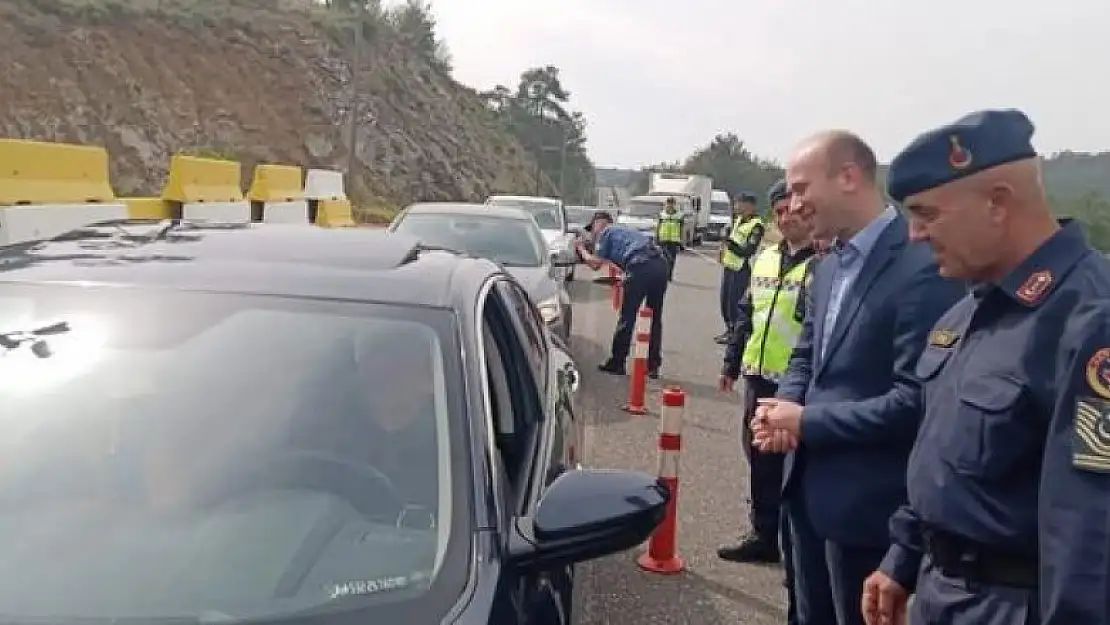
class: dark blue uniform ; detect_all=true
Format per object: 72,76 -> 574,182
880,110 -> 1110,624
592,219 -> 669,373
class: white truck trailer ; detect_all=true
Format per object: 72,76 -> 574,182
647,172 -> 712,245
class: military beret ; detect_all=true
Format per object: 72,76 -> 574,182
737,192 -> 758,203
767,179 -> 788,205
886,109 -> 1037,203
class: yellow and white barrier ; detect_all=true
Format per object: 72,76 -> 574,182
161,154 -> 249,222
304,168 -> 355,227
248,163 -> 308,223
0,139 -> 128,245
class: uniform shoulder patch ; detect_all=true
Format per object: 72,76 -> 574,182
1074,396 -> 1110,472
1015,270 -> 1053,305
928,329 -> 959,348
1085,347 -> 1110,400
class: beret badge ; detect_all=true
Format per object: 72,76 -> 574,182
948,135 -> 972,170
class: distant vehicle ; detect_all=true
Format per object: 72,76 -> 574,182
390,202 -> 574,342
707,189 -> 732,240
564,205 -> 593,231
619,195 -> 669,242
484,195 -> 577,282
647,173 -> 713,245
0,219 -> 667,625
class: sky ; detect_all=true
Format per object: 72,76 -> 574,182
383,0 -> 1110,168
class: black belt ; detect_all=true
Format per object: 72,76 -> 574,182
923,528 -> 1038,589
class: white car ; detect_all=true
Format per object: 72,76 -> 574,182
485,195 -> 577,282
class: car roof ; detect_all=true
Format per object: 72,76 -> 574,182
404,202 -> 534,221
0,220 -> 502,308
487,195 -> 561,205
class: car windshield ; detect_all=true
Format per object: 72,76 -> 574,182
626,201 -> 662,217
396,213 -> 545,267
566,208 -> 591,226
0,285 -> 466,623
710,201 -> 731,216
487,198 -> 562,230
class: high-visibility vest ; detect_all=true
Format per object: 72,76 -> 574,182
657,211 -> 683,242
741,245 -> 812,381
721,216 -> 763,270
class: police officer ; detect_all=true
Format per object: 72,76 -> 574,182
717,192 -> 765,344
576,211 -> 669,379
656,197 -> 685,281
861,109 -> 1110,625
719,179 -> 816,567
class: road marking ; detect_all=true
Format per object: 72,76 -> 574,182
686,247 -> 722,266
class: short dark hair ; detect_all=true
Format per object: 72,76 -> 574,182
821,131 -> 878,182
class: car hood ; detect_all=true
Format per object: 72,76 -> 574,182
504,265 -> 560,303
617,216 -> 656,231
541,229 -> 570,250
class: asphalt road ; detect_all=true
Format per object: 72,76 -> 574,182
566,244 -> 789,625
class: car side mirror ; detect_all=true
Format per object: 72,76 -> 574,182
507,469 -> 668,573
566,224 -> 584,237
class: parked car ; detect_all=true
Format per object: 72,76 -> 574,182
485,195 -> 577,282
0,220 -> 668,625
389,203 -> 574,343
564,205 -> 594,233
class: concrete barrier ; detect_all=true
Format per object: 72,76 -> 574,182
0,139 -> 128,245
304,168 -> 355,227
121,197 -> 173,220
161,154 -> 249,222
248,163 -> 308,224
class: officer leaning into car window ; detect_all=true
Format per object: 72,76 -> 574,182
656,197 -> 685,281
861,108 -> 1110,625
716,192 -> 765,345
576,211 -> 669,379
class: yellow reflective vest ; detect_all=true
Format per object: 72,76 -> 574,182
656,210 -> 683,242
721,216 -> 763,270
741,244 -> 814,380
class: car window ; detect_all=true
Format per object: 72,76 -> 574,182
487,198 -> 562,231
394,213 -> 544,267
495,281 -> 548,398
479,284 -> 544,488
0,285 -> 467,622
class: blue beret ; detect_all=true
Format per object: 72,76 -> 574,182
767,179 -> 788,205
887,109 -> 1037,203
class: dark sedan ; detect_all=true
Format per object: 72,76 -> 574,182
389,202 -> 574,343
0,220 -> 667,625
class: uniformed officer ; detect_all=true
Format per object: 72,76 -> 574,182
719,178 -> 816,566
861,109 -> 1110,625
717,193 -> 765,344
576,211 -> 669,379
656,197 -> 685,281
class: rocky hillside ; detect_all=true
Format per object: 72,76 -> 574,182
0,0 -> 550,215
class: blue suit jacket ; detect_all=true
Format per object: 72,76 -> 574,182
776,213 -> 965,548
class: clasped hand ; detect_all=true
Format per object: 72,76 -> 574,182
750,398 -> 802,453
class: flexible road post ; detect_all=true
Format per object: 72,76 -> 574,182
638,386 -> 686,574
621,306 -> 652,415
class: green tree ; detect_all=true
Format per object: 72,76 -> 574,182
386,0 -> 451,73
682,133 -> 783,208
480,66 -> 596,204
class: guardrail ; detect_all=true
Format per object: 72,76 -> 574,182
0,138 -> 357,245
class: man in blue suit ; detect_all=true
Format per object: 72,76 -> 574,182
751,131 -> 964,625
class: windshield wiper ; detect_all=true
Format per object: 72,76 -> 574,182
0,321 -> 71,357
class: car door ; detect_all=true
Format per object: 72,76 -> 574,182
480,280 -> 571,625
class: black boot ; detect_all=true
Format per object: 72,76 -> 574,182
717,533 -> 781,564
598,359 -> 625,375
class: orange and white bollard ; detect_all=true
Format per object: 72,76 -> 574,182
609,263 -> 622,311
621,306 -> 652,415
638,386 -> 686,574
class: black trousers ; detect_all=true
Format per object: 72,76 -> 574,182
659,241 -> 681,280
719,264 -> 751,329
610,255 -> 669,369
741,375 -> 786,539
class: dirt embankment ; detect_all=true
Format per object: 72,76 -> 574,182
0,0 -> 551,215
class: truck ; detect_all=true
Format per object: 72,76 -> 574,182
706,189 -> 732,241
646,172 -> 712,246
